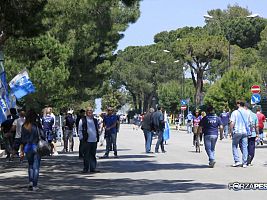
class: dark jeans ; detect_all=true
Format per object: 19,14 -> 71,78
155,130 -> 165,152
3,136 -> 14,157
247,137 -> 256,164
26,151 -> 41,187
143,129 -> 152,152
64,129 -> 73,151
105,133 -> 117,156
12,138 -> 22,156
79,140 -> 83,158
82,142 -> 97,172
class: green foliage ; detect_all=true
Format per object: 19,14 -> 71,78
204,67 -> 261,111
170,27 -> 228,106
4,34 -> 71,111
112,44 -> 183,112
205,5 -> 267,49
0,0 -> 48,46
3,0 -> 141,111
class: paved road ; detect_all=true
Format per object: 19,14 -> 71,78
0,124 -> 266,199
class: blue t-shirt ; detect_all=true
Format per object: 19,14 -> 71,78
187,113 -> 193,121
220,112 -> 230,126
42,115 -> 54,131
249,111 -> 258,138
199,114 -> 222,136
103,114 -> 117,134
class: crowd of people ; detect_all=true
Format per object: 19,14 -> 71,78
0,100 -> 266,191
182,101 -> 266,168
0,105 -> 122,191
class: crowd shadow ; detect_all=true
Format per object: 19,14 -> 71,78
0,151 -> 225,199
0,173 -> 226,200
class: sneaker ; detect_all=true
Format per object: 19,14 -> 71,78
242,164 -> 248,168
209,161 -> 216,168
232,162 -> 241,167
28,182 -> 33,191
101,154 -> 109,159
247,155 -> 252,165
53,151 -> 58,156
32,187 -> 39,191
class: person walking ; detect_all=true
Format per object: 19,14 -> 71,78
192,110 -> 202,147
20,109 -> 45,191
244,103 -> 259,166
186,111 -> 193,134
64,110 -> 75,152
152,106 -> 166,153
198,105 -> 223,168
78,107 -> 100,173
141,108 -> 154,153
42,108 -> 56,155
256,107 -> 266,145
220,109 -> 230,139
11,110 -> 26,158
102,107 -> 118,158
76,109 -> 85,158
1,108 -> 18,160
230,101 -> 251,168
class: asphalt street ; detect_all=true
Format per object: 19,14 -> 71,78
0,124 -> 266,200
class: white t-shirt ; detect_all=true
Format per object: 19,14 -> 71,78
230,108 -> 251,134
78,117 -> 97,142
13,117 -> 26,139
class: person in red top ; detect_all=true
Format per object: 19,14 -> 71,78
256,107 -> 266,145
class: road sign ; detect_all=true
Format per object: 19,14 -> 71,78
181,105 -> 187,110
251,93 -> 261,104
180,99 -> 187,105
251,85 -> 261,94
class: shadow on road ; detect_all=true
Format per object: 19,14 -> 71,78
0,153 -> 226,199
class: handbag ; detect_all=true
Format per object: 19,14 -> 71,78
37,126 -> 51,156
238,110 -> 252,137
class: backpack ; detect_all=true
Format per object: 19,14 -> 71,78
65,115 -> 75,129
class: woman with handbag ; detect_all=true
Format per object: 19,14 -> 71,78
20,109 -> 44,191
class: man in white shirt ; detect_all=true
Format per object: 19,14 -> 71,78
11,110 -> 25,158
230,101 -> 251,168
78,107 -> 100,173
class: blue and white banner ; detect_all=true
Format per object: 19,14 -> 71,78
0,65 -> 10,123
163,111 -> 170,141
9,69 -> 35,99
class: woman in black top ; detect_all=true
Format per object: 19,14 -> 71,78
20,109 -> 44,191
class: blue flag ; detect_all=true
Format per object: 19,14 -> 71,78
9,69 -> 35,99
163,111 -> 170,141
0,65 -> 10,123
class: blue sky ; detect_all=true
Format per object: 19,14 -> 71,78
117,0 -> 267,50
96,0 -> 267,113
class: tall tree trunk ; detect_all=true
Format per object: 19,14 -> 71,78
195,70 -> 204,107
143,92 -> 154,112
132,93 -> 137,111
137,93 -> 142,113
